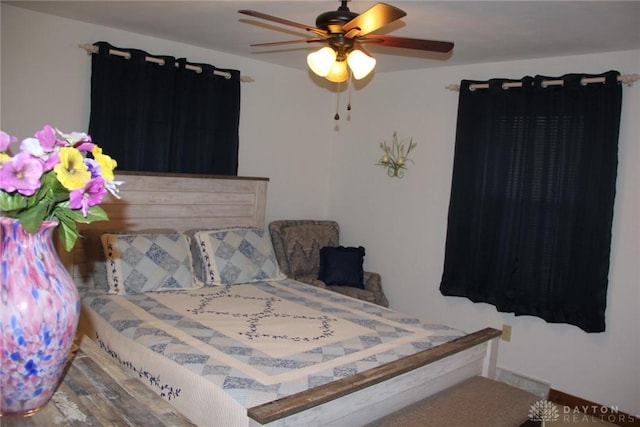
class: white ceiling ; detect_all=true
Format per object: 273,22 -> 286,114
5,1 -> 640,73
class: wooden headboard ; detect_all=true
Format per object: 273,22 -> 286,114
57,171 -> 269,287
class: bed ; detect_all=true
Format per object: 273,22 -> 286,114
58,171 -> 501,427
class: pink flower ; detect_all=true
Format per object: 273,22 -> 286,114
34,125 -> 58,151
0,152 -> 44,196
73,141 -> 95,153
0,126 -> 122,252
1,131 -> 17,151
69,177 -> 107,216
43,151 -> 60,172
56,129 -> 93,152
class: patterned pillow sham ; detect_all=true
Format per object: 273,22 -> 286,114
92,260 -> 109,290
184,228 -> 212,284
101,233 -> 203,295
185,226 -> 266,285
192,227 -> 286,285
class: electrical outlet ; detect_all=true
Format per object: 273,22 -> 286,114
502,324 -> 512,342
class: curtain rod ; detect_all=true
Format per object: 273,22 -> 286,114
445,73 -> 639,91
79,44 -> 254,83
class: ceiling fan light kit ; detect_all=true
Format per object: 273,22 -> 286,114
239,1 -> 454,84
347,49 -> 376,80
326,60 -> 349,83
308,48 -> 376,82
307,47 -> 337,77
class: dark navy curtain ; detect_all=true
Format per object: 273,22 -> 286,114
169,59 -> 240,175
440,71 -> 622,332
88,41 -> 240,175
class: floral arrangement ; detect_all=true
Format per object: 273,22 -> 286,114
377,131 -> 417,178
0,125 -> 122,251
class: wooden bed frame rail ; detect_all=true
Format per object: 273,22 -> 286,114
250,328 -> 502,426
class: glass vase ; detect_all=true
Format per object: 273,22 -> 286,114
0,217 -> 80,416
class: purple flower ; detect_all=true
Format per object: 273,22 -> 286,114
69,177 -> 107,216
1,131 -> 17,151
84,158 -> 102,179
0,153 -> 44,196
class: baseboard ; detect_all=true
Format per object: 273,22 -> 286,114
548,389 -> 638,427
496,367 -> 550,399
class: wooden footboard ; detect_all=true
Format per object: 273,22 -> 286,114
249,328 -> 502,426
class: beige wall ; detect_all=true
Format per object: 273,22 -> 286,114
3,3 -> 639,416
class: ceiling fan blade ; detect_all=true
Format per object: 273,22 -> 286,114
250,38 -> 325,47
238,10 -> 327,37
342,3 -> 406,37
360,34 -> 454,52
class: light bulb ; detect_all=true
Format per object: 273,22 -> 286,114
307,47 -> 337,77
347,50 -> 376,80
325,60 -> 348,83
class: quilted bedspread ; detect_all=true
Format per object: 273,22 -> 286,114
79,279 -> 464,425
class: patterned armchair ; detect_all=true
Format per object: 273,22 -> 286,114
268,220 -> 389,307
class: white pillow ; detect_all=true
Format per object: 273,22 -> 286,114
192,227 -> 285,285
101,233 -> 202,295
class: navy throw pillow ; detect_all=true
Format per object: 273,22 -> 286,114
318,246 -> 365,288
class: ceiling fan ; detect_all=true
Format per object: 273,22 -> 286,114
238,1 -> 454,83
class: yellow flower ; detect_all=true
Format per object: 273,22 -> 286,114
92,146 -> 117,181
54,147 -> 91,190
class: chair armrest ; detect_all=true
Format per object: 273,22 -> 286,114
363,271 -> 389,307
293,274 -> 328,289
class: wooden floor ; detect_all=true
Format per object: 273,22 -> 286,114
547,389 -> 637,427
1,336 -> 195,426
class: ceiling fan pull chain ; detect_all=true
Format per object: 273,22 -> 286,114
347,71 -> 352,111
334,81 -> 341,120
